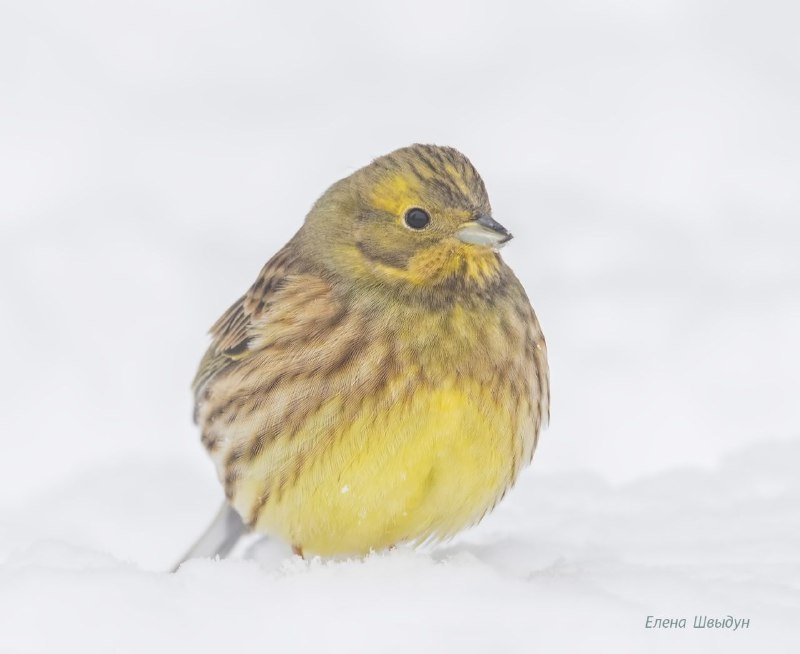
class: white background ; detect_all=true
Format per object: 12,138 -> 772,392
1,1 -> 798,651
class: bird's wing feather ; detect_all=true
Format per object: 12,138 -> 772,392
191,241 -> 299,407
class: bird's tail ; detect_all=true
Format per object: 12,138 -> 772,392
171,501 -> 246,572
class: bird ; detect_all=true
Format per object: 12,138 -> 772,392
175,144 -> 549,567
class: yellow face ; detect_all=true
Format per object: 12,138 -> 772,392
334,144 -> 513,290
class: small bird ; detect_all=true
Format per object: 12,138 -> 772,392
177,144 -> 549,566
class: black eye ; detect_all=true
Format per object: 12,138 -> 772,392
404,207 -> 431,230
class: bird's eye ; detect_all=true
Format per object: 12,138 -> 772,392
404,207 -> 431,230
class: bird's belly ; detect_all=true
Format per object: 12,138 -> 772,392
234,381 -> 521,556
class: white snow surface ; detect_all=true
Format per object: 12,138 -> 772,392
2,0 -> 800,651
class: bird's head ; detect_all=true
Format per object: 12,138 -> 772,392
301,144 -> 512,296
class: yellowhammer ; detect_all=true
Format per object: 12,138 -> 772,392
176,144 -> 549,566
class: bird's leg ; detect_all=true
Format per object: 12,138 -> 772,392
292,544 -> 304,558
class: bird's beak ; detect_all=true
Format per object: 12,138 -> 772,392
456,213 -> 513,249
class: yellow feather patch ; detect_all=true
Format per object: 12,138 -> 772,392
237,379 -> 518,555
357,245 -> 500,288
369,173 -> 422,215
445,163 -> 472,198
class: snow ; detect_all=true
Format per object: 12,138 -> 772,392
2,0 -> 799,651
2,442 -> 799,652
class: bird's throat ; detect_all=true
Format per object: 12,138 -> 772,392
405,240 -> 504,289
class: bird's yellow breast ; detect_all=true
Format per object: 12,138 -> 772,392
233,377 -> 522,556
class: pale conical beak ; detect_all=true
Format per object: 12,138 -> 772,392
456,213 -> 513,249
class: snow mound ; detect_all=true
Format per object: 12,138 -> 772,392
1,440 -> 798,653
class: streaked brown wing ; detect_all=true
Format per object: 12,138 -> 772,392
192,241 -> 298,408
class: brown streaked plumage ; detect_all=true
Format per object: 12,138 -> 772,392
182,144 -> 549,562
